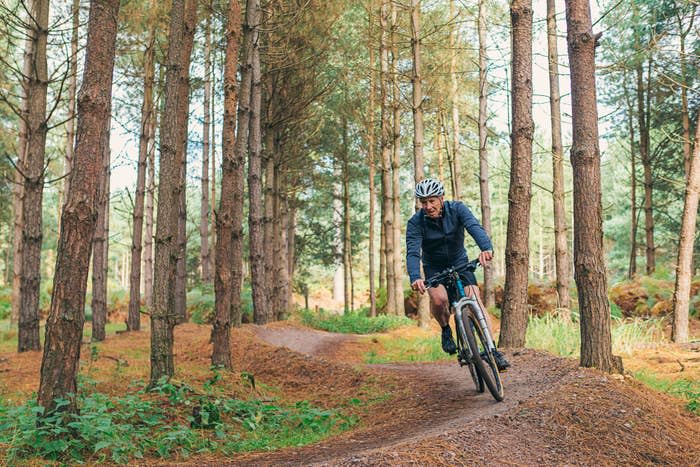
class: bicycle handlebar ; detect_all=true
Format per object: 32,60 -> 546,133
425,258 -> 481,289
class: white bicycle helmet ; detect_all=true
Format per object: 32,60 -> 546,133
415,178 -> 445,198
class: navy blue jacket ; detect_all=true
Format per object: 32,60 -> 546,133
406,200 -> 493,283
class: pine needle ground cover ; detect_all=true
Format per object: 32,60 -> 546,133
0,323 -> 396,465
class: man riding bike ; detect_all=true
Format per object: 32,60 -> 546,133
406,178 -> 510,372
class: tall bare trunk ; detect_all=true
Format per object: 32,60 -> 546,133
546,0 -> 570,313
200,9 -> 212,284
636,61 -> 654,274
672,123 -> 700,343
151,0 -> 196,385
263,131 -> 275,312
367,2 -> 377,317
144,103 -> 156,310
410,0 -> 430,326
379,0 -> 395,315
61,0 -> 80,213
390,1 -> 403,316
566,0 -> 620,373
91,141 -> 110,342
342,116 -> 352,313
449,0 -> 461,200
247,0 -> 268,323
38,0 -> 120,413
174,0 -> 197,325
212,0 -> 242,368
623,77 -> 637,279
678,9 -> 695,181
499,0 -> 533,348
128,25 -> 156,332
477,0 -> 495,309
18,0 -> 50,352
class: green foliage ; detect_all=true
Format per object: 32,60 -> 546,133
525,314 -> 664,357
633,370 -> 700,415
187,284 -> 215,324
0,286 -> 10,320
299,308 -> 412,334
363,335 -> 451,363
0,373 -> 355,464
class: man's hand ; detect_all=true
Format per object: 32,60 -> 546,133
478,250 -> 493,266
411,278 -> 426,294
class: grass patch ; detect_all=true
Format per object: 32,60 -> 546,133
363,334 -> 451,363
0,373 -> 356,464
299,308 -> 412,334
633,370 -> 700,414
525,314 -> 664,357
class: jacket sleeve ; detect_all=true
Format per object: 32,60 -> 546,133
405,215 -> 423,283
456,202 -> 493,252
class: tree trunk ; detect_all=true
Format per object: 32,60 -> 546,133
623,77 -> 637,279
672,123 -> 700,343
17,0 -> 50,353
390,1 -> 403,316
247,0 -> 268,324
128,25 -> 155,332
636,62 -> 654,275
38,0 -> 120,413
263,130 -> 276,312
449,0 -> 461,201
678,10 -> 694,181
277,185 -> 291,316
566,0 -> 621,373
212,0 -> 242,368
91,141 -> 110,342
61,0 -> 80,214
546,0 -> 571,314
410,0 -> 430,327
342,116 -> 352,313
379,0 -> 395,316
477,0 -> 495,309
367,3 -> 377,317
174,0 -> 197,325
151,0 -> 195,385
144,103 -> 156,310
499,0 -> 533,348
200,9 -> 212,284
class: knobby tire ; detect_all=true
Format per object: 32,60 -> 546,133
460,306 -> 504,402
455,316 -> 484,393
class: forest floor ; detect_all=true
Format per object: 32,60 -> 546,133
1,320 -> 699,466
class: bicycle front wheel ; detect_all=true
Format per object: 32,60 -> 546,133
465,307 -> 504,401
455,316 -> 484,393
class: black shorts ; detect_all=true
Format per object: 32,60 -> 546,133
424,263 -> 477,286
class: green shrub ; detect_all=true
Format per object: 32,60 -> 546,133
187,285 -> 215,324
0,374 -> 355,464
299,308 -> 412,334
633,370 -> 700,415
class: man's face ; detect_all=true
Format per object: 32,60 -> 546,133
420,196 -> 443,218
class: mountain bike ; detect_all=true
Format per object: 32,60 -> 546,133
426,259 -> 504,402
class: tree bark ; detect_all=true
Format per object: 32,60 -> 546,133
38,0 -> 120,413
379,0 -> 396,315
18,0 -> 50,353
677,9 -> 694,181
144,101 -> 156,310
128,24 -> 156,332
390,0 -> 403,316
623,76 -> 637,279
672,122 -> 700,343
61,0 -> 80,214
174,0 -> 197,325
151,0 -> 195,385
477,0 -> 495,309
342,116 -> 352,313
200,7 -> 213,284
212,0 -> 242,368
247,0 -> 269,324
546,0 -> 571,314
367,2 -> 377,317
410,0 -> 430,326
449,0 -> 461,201
566,0 -> 620,373
91,141 -> 110,342
636,61 -> 654,275
499,0 -> 533,348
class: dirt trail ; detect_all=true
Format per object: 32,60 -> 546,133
229,323 -> 576,466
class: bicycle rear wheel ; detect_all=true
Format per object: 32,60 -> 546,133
465,307 -> 504,401
455,317 -> 483,393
